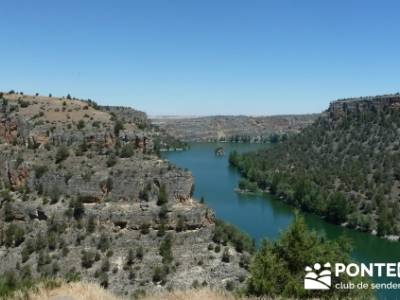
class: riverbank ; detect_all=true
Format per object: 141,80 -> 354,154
163,142 -> 400,299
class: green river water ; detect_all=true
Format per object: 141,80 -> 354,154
164,142 -> 400,300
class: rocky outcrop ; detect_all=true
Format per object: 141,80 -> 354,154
328,94 -> 400,119
100,106 -> 149,126
0,92 -> 250,297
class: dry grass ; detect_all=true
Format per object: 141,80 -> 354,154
4,93 -> 111,123
10,281 -> 268,300
139,289 -> 263,300
12,281 -> 119,300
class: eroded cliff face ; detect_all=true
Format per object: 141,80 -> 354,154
0,92 -> 249,296
328,94 -> 400,119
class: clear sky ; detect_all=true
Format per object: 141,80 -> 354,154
1,0 -> 400,116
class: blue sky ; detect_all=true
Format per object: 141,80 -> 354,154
1,0 -> 400,116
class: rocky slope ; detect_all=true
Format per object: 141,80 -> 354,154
0,92 -> 250,298
152,114 -> 318,143
230,94 -> 400,238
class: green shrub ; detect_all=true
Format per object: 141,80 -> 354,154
157,221 -> 166,237
21,240 -> 34,263
136,246 -> 144,260
77,120 -> 85,130
97,233 -> 110,252
55,146 -> 69,164
152,265 -> 168,284
100,259 -> 110,272
175,215 -> 186,232
81,250 -> 97,269
86,216 -> 96,234
157,184 -> 168,206
126,249 -> 135,266
140,223 -> 150,235
17,98 -> 30,108
213,219 -> 255,253
70,198 -> 85,220
4,224 -> 25,247
159,234 -> 173,264
114,120 -> 124,136
106,154 -> 117,167
246,213 -> 372,299
4,201 -> 14,222
119,144 -> 134,158
33,165 -> 48,179
222,247 -> 230,263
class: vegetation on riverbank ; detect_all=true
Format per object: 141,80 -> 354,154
230,97 -> 400,238
213,219 -> 256,254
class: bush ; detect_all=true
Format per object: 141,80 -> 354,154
152,265 -> 168,284
47,232 -> 57,250
71,198 -> 85,220
246,213 -> 372,299
176,215 -> 186,232
106,154 -> 117,167
75,140 -> 88,156
47,186 -> 61,204
213,219 -> 255,253
4,201 -> 14,222
21,240 -> 34,263
114,120 -> 124,136
126,249 -> 134,266
55,146 -> 69,163
119,144 -> 134,158
81,250 -> 96,269
225,281 -> 235,291
136,246 -> 144,260
0,271 -> 26,298
192,280 -> 200,289
222,247 -> 230,263
97,233 -> 110,252
159,234 -> 173,264
99,273 -> 108,288
33,165 -> 48,179
86,216 -> 96,234
140,223 -> 150,235
238,178 -> 258,192
157,184 -> 168,206
101,259 -> 110,272
17,98 -> 30,108
77,120 -> 85,130
4,224 -> 25,247
157,221 -> 166,237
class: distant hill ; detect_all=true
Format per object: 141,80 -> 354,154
230,94 -> 400,238
151,114 -> 319,143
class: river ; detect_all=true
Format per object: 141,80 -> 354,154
163,142 -> 400,299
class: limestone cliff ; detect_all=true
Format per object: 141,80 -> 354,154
0,92 -> 249,296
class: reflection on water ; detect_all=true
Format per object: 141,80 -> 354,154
164,142 -> 400,299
